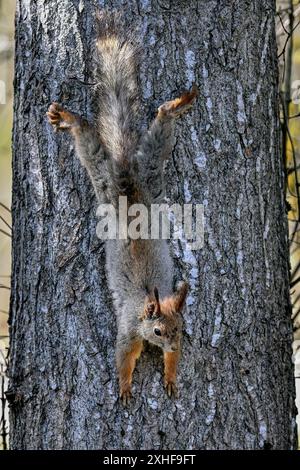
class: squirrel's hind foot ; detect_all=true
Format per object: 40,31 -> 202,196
158,84 -> 198,119
47,103 -> 81,132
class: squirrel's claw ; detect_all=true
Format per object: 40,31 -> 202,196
165,381 -> 178,398
120,388 -> 132,406
47,102 -> 78,131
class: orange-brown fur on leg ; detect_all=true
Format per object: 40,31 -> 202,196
164,350 -> 180,397
117,340 -> 143,405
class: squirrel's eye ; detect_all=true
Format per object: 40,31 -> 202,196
154,327 -> 162,336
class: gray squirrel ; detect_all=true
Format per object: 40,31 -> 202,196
47,12 -> 197,404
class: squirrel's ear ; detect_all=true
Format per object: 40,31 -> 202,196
173,281 -> 189,312
154,287 -> 159,304
144,302 -> 159,319
143,288 -> 161,319
146,301 -> 156,318
153,287 -> 161,316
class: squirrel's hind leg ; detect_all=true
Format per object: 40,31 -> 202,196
133,86 -> 198,203
47,103 -> 109,202
116,339 -> 143,406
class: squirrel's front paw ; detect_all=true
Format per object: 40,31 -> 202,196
47,102 -> 79,131
164,380 -> 178,398
119,385 -> 132,406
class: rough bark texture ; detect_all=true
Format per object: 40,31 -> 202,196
9,0 -> 297,450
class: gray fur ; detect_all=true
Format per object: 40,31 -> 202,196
71,121 -> 112,204
94,11 -> 140,165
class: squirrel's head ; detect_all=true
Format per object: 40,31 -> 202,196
139,282 -> 188,352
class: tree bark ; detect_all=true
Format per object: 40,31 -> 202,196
9,0 -> 297,450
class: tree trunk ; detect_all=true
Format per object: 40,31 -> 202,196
9,0 -> 297,450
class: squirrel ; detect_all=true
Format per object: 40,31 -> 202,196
47,12 -> 198,405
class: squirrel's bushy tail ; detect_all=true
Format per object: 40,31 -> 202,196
95,11 -> 140,167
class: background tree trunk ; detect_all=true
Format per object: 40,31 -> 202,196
9,0 -> 297,449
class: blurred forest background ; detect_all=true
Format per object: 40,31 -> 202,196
0,0 -> 300,449
0,0 -> 13,450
